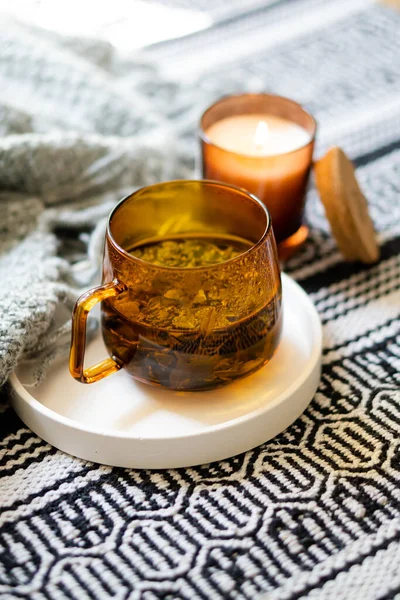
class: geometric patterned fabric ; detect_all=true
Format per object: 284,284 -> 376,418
1,1 -> 400,598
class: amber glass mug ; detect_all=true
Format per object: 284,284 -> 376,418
70,180 -> 282,391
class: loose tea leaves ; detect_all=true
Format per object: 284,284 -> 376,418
102,234 -> 282,390
132,237 -> 244,268
124,236 -> 252,331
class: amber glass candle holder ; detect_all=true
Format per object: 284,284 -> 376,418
70,181 -> 282,392
200,94 -> 317,250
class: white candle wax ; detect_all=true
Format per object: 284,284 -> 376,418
205,114 -> 310,157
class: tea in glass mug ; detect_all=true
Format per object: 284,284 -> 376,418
70,180 -> 282,391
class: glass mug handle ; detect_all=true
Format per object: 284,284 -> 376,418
69,279 -> 127,383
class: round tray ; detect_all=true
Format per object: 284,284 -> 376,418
10,273 -> 322,469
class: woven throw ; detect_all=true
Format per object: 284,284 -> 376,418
1,0 -> 400,598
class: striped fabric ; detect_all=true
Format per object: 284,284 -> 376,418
1,1 -> 400,598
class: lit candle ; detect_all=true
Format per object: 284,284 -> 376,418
200,95 -> 316,245
207,115 -> 311,157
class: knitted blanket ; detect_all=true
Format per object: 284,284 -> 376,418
1,1 -> 400,598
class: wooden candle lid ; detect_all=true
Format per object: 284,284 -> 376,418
314,146 -> 380,264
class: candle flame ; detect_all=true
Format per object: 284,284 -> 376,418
254,120 -> 269,152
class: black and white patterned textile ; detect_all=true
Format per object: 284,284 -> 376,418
1,1 -> 400,598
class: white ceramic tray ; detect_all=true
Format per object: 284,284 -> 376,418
10,273 -> 322,469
